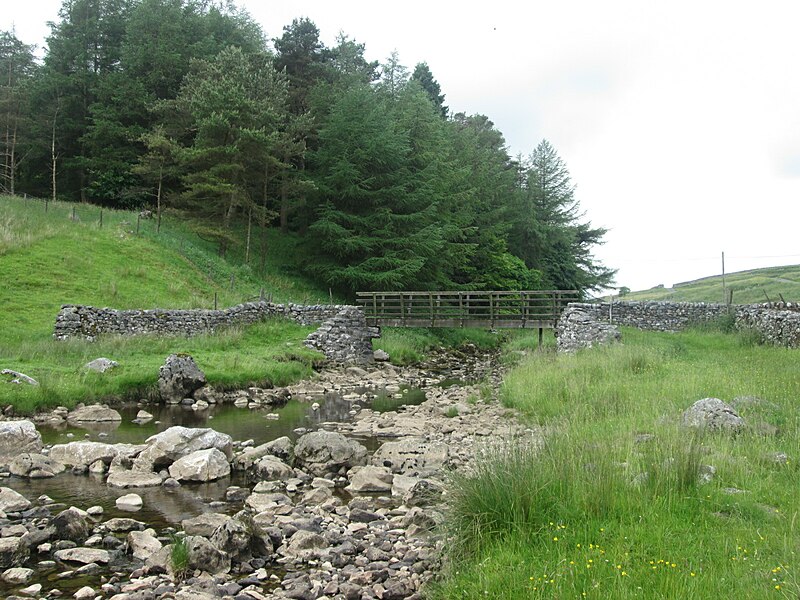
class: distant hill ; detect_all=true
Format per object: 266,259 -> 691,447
619,265 -> 800,304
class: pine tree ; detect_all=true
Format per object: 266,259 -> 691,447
510,139 -> 615,293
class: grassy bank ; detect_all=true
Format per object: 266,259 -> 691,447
431,328 -> 800,599
0,196 -> 331,411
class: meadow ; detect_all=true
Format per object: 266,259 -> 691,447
431,326 -> 800,599
0,196 -> 329,411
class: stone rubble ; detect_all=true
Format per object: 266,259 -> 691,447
0,347 -> 527,599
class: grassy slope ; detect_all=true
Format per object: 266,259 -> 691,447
0,196 -> 331,411
432,328 -> 800,599
623,264 -> 800,304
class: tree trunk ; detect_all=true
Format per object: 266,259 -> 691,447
245,205 -> 252,265
260,163 -> 269,275
156,162 -> 163,233
51,107 -> 59,203
9,117 -> 16,195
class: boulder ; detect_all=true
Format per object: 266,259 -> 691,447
371,437 -> 449,476
294,431 -> 367,476
682,398 -> 745,433
209,518 -> 252,561
284,530 -> 327,558
233,436 -> 293,471
0,537 -> 28,568
133,426 -> 232,472
83,358 -> 118,373
0,488 -> 31,513
115,493 -> 143,511
168,448 -> 230,482
127,530 -> 162,560
1,567 -> 34,584
1,369 -> 38,385
54,547 -> 110,564
0,420 -> 42,465
49,442 -> 142,468
246,492 -> 292,514
185,535 -> 230,575
182,513 -> 231,537
67,405 -> 122,424
404,478 -> 445,507
104,518 -> 144,533
158,354 -> 206,404
9,453 -> 65,479
106,466 -> 164,489
253,455 -> 293,481
373,349 -> 390,362
52,508 -> 89,542
345,465 -> 393,493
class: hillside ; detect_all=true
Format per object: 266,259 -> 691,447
0,196 -> 331,410
621,265 -> 800,304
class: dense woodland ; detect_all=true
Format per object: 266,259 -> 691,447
1,0 -> 615,296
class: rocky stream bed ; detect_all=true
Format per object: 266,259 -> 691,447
0,348 -> 539,600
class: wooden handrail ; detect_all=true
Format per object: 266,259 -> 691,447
355,290 -> 579,329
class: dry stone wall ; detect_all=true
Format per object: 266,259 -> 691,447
557,301 -> 800,351
53,301 -> 378,365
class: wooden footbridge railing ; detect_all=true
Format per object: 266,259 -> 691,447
356,290 -> 579,329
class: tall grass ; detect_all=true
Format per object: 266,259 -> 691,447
431,327 -> 800,599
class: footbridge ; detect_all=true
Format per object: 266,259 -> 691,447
356,290 -> 579,330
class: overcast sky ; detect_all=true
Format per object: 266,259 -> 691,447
7,1 -> 800,292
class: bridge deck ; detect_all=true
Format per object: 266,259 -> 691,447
356,290 -> 578,329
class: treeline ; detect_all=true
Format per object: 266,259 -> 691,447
0,0 -> 614,296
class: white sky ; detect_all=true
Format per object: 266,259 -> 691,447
6,0 -> 800,292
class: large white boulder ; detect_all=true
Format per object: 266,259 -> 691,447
168,448 -> 230,482
0,421 -> 41,465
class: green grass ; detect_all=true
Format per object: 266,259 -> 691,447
0,195 -> 331,411
622,264 -> 800,304
374,327 -> 531,366
170,535 -> 189,580
430,327 -> 800,599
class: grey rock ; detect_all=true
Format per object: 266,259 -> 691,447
184,535 -> 230,575
168,448 -> 230,482
254,455 -> 293,481
371,437 -> 448,476
133,426 -> 232,472
1,567 -> 34,584
104,518 -> 145,533
106,466 -> 164,489
115,493 -> 143,510
209,518 -> 251,561
127,530 -> 162,560
52,508 -> 89,542
83,358 -> 118,373
1,369 -> 38,385
54,547 -> 110,564
345,465 -> 393,493
49,441 -> 142,468
0,421 -> 42,465
182,513 -> 231,537
0,488 -> 31,513
0,537 -> 28,568
9,453 -> 64,478
67,404 -> 122,424
158,354 -> 206,403
284,530 -> 327,558
682,398 -> 745,433
294,431 -> 367,476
